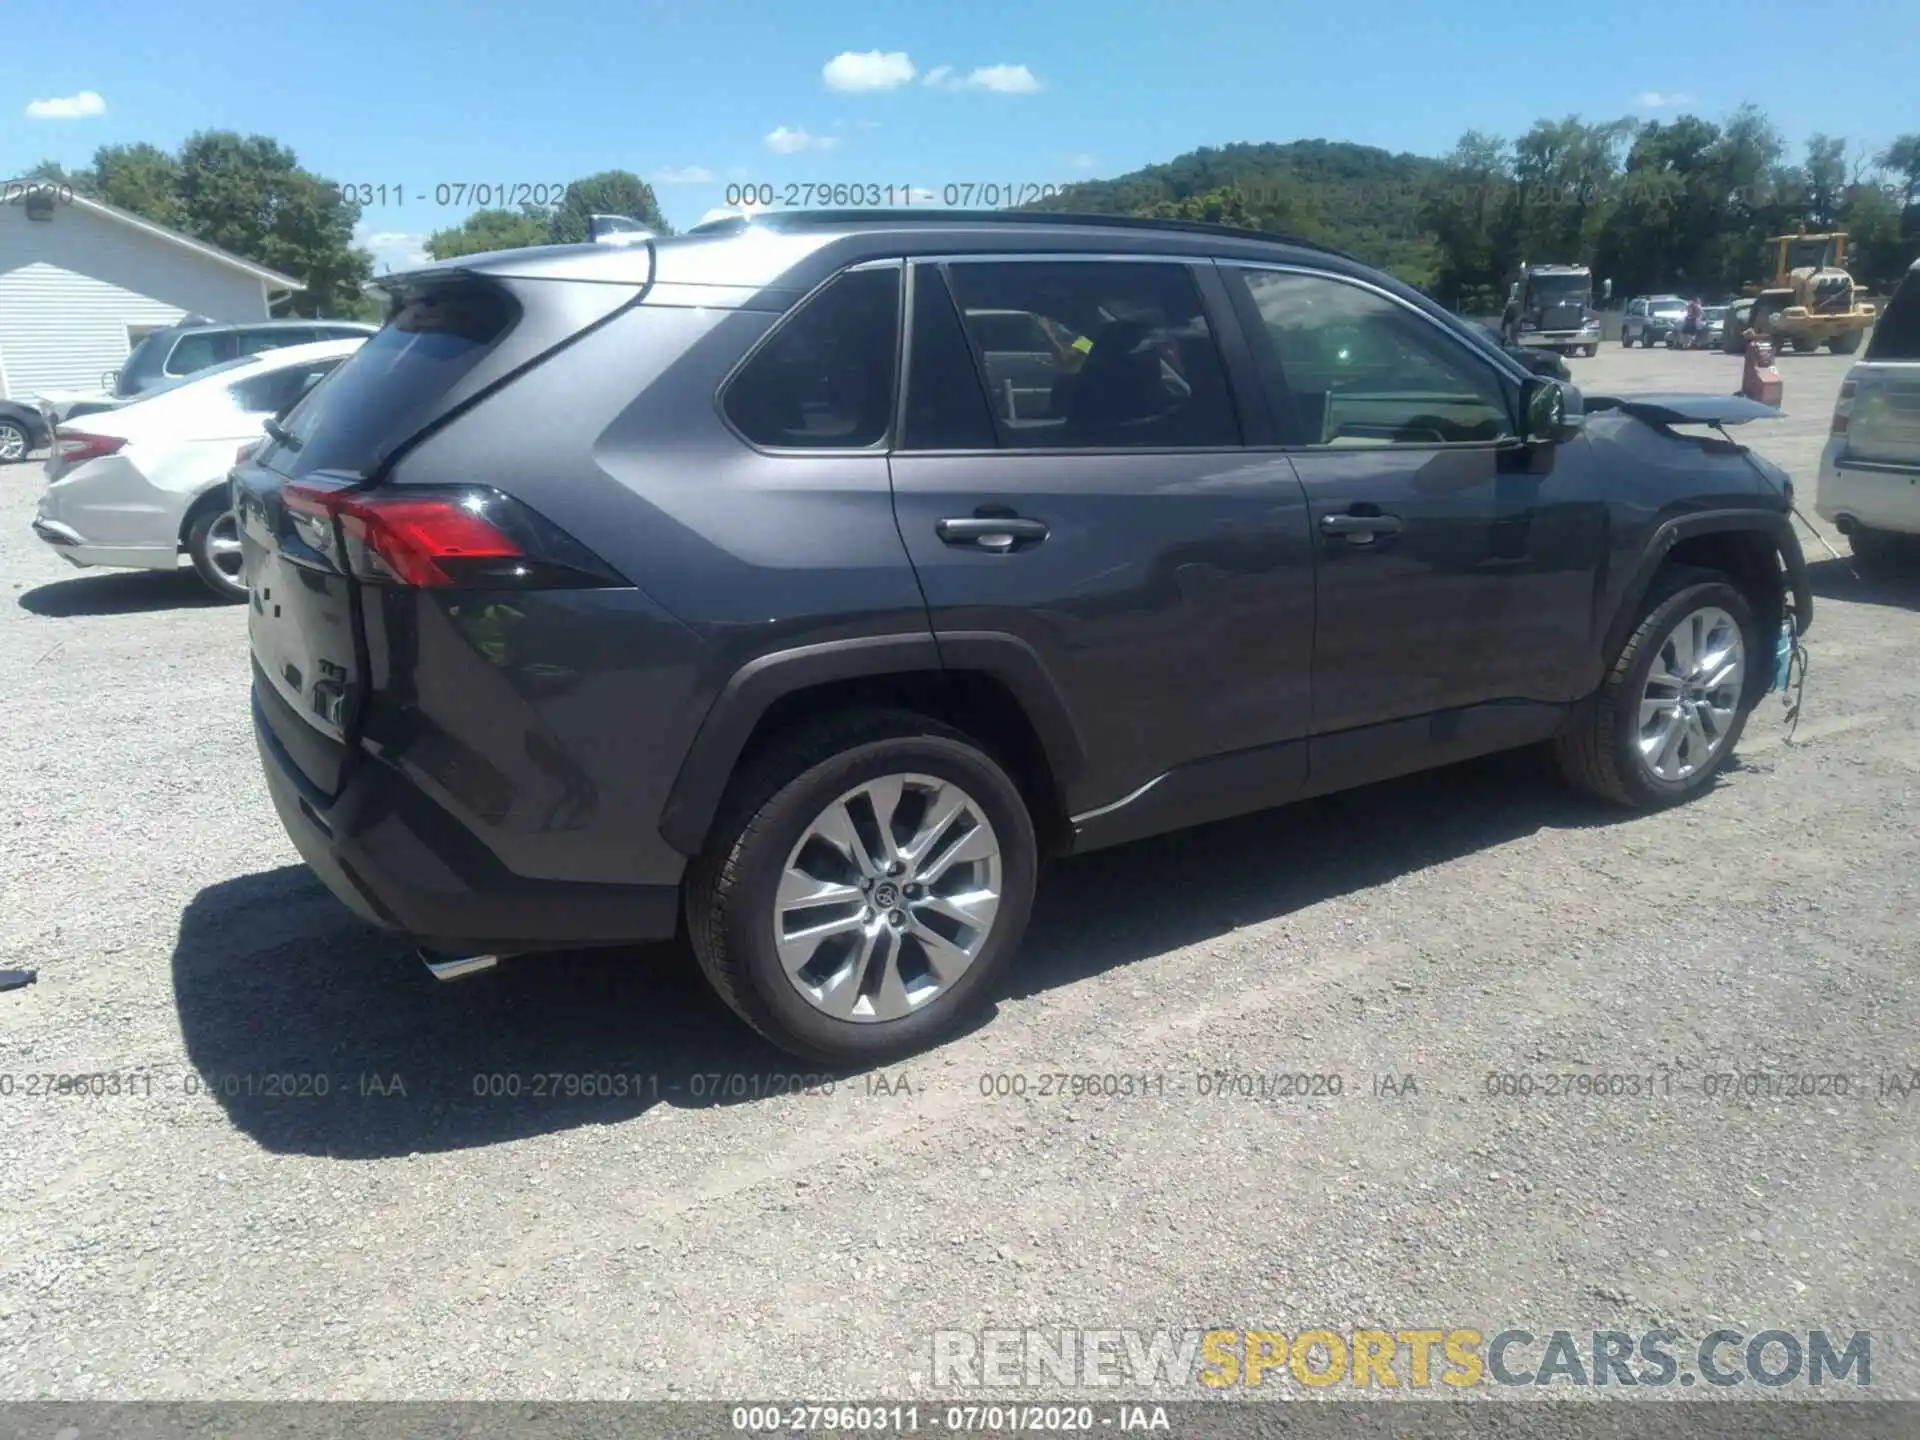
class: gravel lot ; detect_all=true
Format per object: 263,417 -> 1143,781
2,344 -> 1916,1403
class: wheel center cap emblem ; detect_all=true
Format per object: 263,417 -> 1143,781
872,881 -> 900,909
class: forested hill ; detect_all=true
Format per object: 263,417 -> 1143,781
1034,139 -> 1450,286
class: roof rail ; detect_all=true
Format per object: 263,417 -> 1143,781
686,207 -> 1355,261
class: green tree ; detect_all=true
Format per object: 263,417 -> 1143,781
173,131 -> 372,317
90,143 -> 187,228
1803,134 -> 1848,228
1873,134 -> 1920,209
425,205 -> 554,260
1423,131 -> 1511,309
548,171 -> 671,243
22,159 -> 84,188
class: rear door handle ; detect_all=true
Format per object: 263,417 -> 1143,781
1320,513 -> 1403,539
937,516 -> 1049,552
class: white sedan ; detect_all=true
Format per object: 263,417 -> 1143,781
31,338 -> 364,600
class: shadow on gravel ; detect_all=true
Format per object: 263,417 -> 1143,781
18,569 -> 229,617
1806,554 -> 1920,613
172,747 -> 1635,1157
1012,745 -> 1632,998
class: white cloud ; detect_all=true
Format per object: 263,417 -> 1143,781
823,50 -> 916,91
25,90 -> 106,120
922,63 -> 1043,94
965,63 -> 1042,94
357,228 -> 431,273
1064,152 -> 1098,170
655,165 -> 716,184
764,125 -> 840,154
1635,90 -> 1695,109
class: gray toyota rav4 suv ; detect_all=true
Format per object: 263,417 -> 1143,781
235,210 -> 1812,1063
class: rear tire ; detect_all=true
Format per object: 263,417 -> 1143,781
686,709 -> 1038,1064
185,503 -> 248,603
1555,570 -> 1759,810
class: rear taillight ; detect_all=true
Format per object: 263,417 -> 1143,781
280,483 -> 621,590
1831,379 -> 1856,437
54,432 -> 126,465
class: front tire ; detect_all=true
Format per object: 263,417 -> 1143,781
1555,572 -> 1759,809
185,504 -> 248,602
686,709 -> 1038,1064
0,419 -> 30,463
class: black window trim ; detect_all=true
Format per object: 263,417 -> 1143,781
892,251 -> 1251,458
1224,260 -> 1527,453
714,258 -> 906,458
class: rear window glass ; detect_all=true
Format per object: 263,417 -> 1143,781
1866,273 -> 1920,362
268,285 -> 518,477
723,267 -> 901,449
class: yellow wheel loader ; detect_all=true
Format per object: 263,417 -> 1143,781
1743,233 -> 1877,355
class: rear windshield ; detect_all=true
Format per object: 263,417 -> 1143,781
267,284 -> 518,478
117,333 -> 175,393
1866,272 -> 1920,362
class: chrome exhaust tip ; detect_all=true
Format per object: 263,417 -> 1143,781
418,948 -> 501,981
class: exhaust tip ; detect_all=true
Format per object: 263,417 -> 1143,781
418,947 -> 501,981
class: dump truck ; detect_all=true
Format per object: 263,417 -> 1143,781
1502,263 -> 1610,356
1741,233 -> 1877,355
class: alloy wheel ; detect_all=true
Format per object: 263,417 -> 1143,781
0,423 -> 26,462
207,511 -> 245,583
773,773 -> 1002,1022
1637,605 -> 1744,782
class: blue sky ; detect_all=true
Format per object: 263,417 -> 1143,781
8,0 -> 1917,273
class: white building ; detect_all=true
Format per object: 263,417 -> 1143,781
0,185 -> 302,401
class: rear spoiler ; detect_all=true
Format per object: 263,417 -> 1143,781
369,239 -> 655,298
1583,393 -> 1782,426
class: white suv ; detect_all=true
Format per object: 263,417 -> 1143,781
1818,259 -> 1920,566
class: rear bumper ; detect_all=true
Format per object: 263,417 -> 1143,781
31,515 -> 177,570
255,690 -> 682,952
1816,440 -> 1920,535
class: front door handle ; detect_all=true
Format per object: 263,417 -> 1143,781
1320,512 -> 1403,540
937,516 -> 1049,552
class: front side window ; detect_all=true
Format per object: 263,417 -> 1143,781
1232,268 -> 1514,447
723,266 -> 901,449
942,260 -> 1239,449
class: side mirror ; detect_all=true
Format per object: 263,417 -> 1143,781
1523,377 -> 1583,444
1601,278 -> 1613,302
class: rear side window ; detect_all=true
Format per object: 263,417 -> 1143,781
240,328 -> 313,355
269,284 -> 517,478
163,330 -> 239,376
724,266 -> 901,449
1866,273 -> 1920,361
942,260 -> 1239,449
